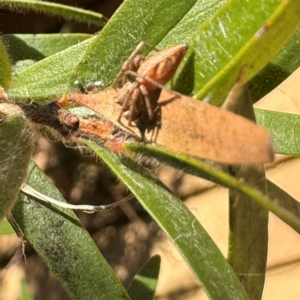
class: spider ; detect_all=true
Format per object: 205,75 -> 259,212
113,42 -> 188,130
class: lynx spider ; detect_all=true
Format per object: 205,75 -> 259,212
113,42 -> 188,128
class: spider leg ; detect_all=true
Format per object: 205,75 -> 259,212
112,41 -> 160,89
137,41 -> 160,52
150,111 -> 161,142
125,69 -> 181,112
140,84 -> 154,120
120,54 -> 145,87
124,69 -> 177,94
126,41 -> 159,63
116,82 -> 137,124
113,42 -> 146,89
128,85 -> 141,126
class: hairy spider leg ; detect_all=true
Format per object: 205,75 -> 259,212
116,81 -> 139,126
113,41 -> 160,89
115,70 -> 183,131
117,73 -> 157,126
122,54 -> 145,86
123,69 -> 181,122
127,87 -> 142,126
139,84 -> 153,120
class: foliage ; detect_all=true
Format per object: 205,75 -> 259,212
1,0 -> 300,299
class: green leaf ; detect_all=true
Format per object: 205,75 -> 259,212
0,0 -> 107,27
12,162 -> 130,300
128,255 -> 160,300
222,80 -> 268,300
125,143 -> 300,234
8,0 -> 198,101
8,36 -> 97,101
126,143 -> 238,188
227,165 -> 268,300
86,140 -> 249,300
66,0 -> 199,91
249,25 -> 300,101
255,109 -> 300,156
2,34 -> 92,62
156,0 -> 227,46
0,114 -> 31,221
175,0 -> 300,105
273,26 -> 300,73
0,37 -> 12,90
9,0 -> 299,105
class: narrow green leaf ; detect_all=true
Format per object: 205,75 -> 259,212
0,114 -> 31,221
2,34 -> 92,62
249,26 -> 300,102
69,0 -> 198,90
255,109 -> 300,156
8,0 -> 198,100
175,0 -> 300,105
8,36 -> 97,101
128,255 -> 160,300
0,37 -> 12,90
126,143 -> 236,188
0,0 -> 107,27
223,83 -> 268,300
125,143 -> 300,234
12,162 -> 130,300
227,165 -> 268,300
86,141 -> 249,300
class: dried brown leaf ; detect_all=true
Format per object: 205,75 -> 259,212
68,89 -> 274,165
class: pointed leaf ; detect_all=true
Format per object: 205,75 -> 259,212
222,76 -> 268,300
86,140 -> 249,300
267,180 -> 300,215
68,0 -> 198,90
128,255 -> 160,300
9,0 -> 298,105
174,0 -> 300,105
12,162 -> 130,300
248,63 -> 290,102
227,165 -> 268,300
